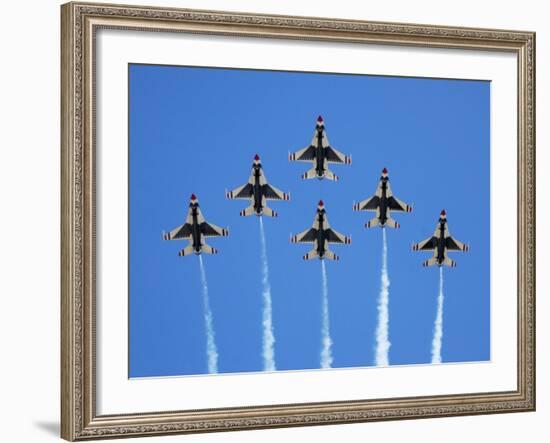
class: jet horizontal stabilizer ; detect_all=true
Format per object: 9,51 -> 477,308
178,245 -> 195,257
301,168 -> 319,180
323,250 -> 339,261
303,249 -> 318,260
443,257 -> 456,267
239,205 -> 256,217
422,257 -> 438,267
201,244 -> 218,255
323,169 -> 339,181
385,218 -> 400,229
262,206 -> 278,217
366,217 -> 380,228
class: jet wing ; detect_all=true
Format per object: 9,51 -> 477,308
164,223 -> 192,240
413,236 -> 438,251
325,146 -> 351,164
227,183 -> 254,199
446,236 -> 469,251
324,228 -> 351,244
354,195 -> 380,211
262,184 -> 289,201
289,145 -> 316,162
387,196 -> 412,212
200,222 -> 228,238
292,228 -> 318,243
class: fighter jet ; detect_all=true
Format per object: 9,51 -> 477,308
226,154 -> 290,217
289,115 -> 351,181
290,200 -> 351,260
353,168 -> 412,228
412,210 -> 469,267
162,194 -> 229,256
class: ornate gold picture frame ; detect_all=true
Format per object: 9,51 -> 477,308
61,2 -> 535,440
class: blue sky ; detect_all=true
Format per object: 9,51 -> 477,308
128,64 -> 490,378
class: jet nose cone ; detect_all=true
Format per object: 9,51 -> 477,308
317,115 -> 324,123
190,193 -> 197,201
318,200 -> 324,207
440,210 -> 446,217
254,154 -> 260,161
382,167 -> 388,174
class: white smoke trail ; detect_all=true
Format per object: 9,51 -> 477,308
259,217 -> 276,371
320,260 -> 333,369
431,267 -> 445,364
198,255 -> 218,374
375,228 -> 391,366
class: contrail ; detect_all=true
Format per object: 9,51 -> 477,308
431,267 -> 445,364
320,260 -> 333,369
198,255 -> 218,374
259,217 -> 276,371
375,228 -> 391,366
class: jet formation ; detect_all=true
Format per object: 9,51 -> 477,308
163,116 -> 469,267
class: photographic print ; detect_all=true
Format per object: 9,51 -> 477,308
62,5 -> 536,439
128,64 -> 490,378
